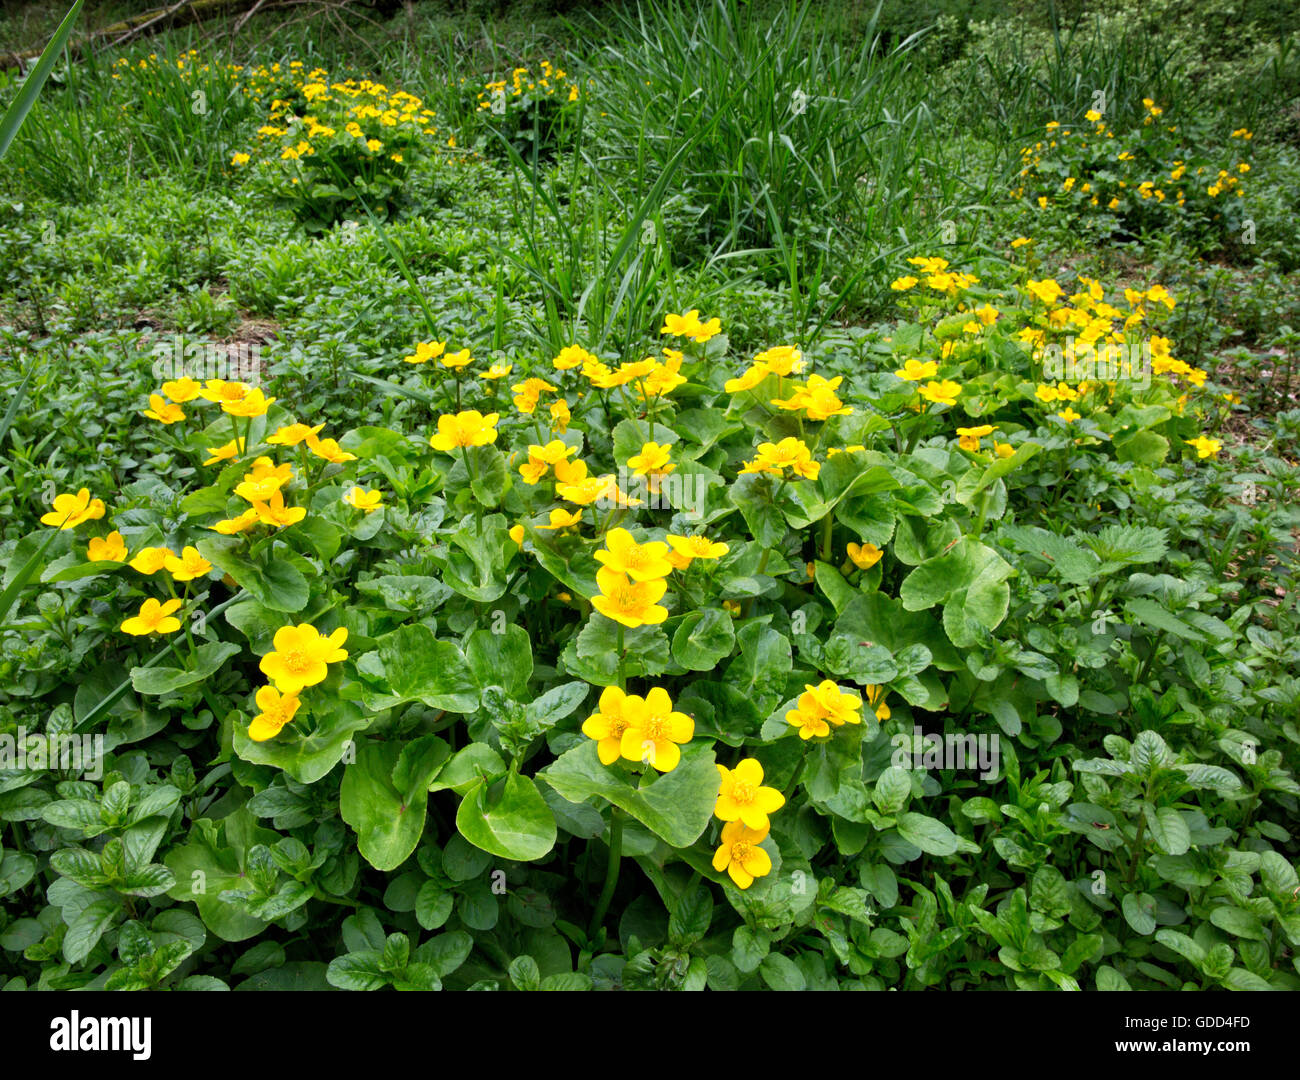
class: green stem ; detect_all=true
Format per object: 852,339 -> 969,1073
820,512 -> 833,563
616,623 -> 626,691
588,808 -> 623,939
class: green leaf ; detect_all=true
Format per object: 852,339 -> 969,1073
671,609 -> 736,670
1121,892 -> 1157,936
539,741 -> 719,847
233,697 -> 373,785
0,0 -> 84,160
895,812 -> 968,856
455,772 -> 557,862
1143,805 -> 1190,856
130,642 -> 242,696
339,739 -> 447,871
365,624 -> 478,712
465,625 -> 533,696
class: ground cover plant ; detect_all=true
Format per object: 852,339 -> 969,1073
0,0 -> 1297,993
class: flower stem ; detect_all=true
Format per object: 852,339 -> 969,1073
588,807 -> 623,940
616,623 -> 626,691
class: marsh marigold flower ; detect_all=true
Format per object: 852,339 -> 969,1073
251,491 -> 307,529
1186,435 -> 1221,459
847,541 -> 882,570
660,309 -> 721,343
120,597 -> 184,637
712,820 -> 772,889
919,379 -> 962,407
537,507 -> 583,530
894,358 -> 938,382
306,435 -> 358,463
41,488 -> 106,530
619,687 -> 694,772
223,388 -> 275,417
344,487 -> 383,513
715,759 -> 785,830
267,422 -> 324,447
162,377 -> 202,403
403,341 -> 447,365
666,534 -> 729,563
581,685 -> 636,765
259,624 -> 349,695
87,532 -> 127,563
165,546 -> 213,582
786,679 -> 862,738
591,567 -> 668,628
144,394 -> 185,424
247,686 -> 302,742
956,424 -> 996,452
595,528 -> 673,581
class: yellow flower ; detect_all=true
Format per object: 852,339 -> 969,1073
164,545 -> 213,582
715,759 -> 785,830
553,344 -> 597,371
41,488 -> 106,530
771,373 -> 852,421
665,534 -> 729,562
1185,435 -> 1221,459
660,309 -> 721,343
441,348 -> 473,370
231,152 -> 251,166
259,623 -> 349,695
956,423 -> 996,452
144,394 -> 185,424
251,491 -> 307,529
581,685 -> 636,765
753,345 -> 804,376
537,507 -> 583,530
223,388 -> 275,417
919,379 -> 962,407
712,820 -> 772,889
306,434 -> 358,463
120,597 -> 184,637
267,422 -> 324,447
994,441 -> 1016,458
724,363 -> 770,393
344,486 -> 383,513
87,531 -> 127,563
129,546 -> 175,575
591,567 -> 668,628
403,340 -> 447,365
1025,278 -> 1063,305
627,441 -> 675,478
549,399 -> 571,433
162,376 -> 203,403
1057,407 -> 1081,423
846,541 -> 882,570
204,439 -> 245,465
786,680 -> 862,738
594,528 -> 674,581
865,684 -> 890,722
618,686 -> 694,773
890,276 -> 919,291
894,358 -> 938,382
247,686 -> 302,742
209,508 -> 260,535
509,524 -> 526,546
481,363 -> 513,380
200,379 -> 252,406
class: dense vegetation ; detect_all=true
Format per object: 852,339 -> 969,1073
0,0 -> 1297,991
